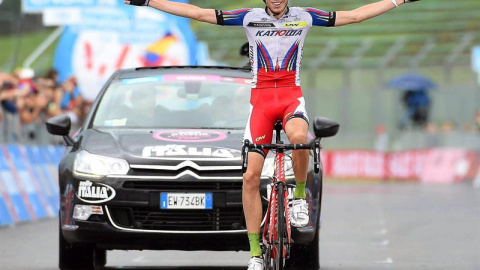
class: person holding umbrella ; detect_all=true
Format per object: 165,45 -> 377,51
388,73 -> 436,128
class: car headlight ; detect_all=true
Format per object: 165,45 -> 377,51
261,156 -> 295,178
74,150 -> 130,179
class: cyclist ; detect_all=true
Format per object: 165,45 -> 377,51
124,0 -> 421,269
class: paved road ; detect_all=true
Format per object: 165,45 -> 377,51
1,182 -> 479,270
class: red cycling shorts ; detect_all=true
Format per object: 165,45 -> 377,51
244,86 -> 309,158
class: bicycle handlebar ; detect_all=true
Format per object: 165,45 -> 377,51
241,139 -> 322,174
246,142 -> 314,150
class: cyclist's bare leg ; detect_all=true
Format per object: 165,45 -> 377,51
285,118 -> 309,183
242,152 -> 265,256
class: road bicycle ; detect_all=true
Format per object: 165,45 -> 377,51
241,117 -> 339,270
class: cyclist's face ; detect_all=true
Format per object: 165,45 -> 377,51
265,0 -> 288,17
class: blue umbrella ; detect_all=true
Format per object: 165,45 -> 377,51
387,73 -> 437,91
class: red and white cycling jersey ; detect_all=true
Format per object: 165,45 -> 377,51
216,7 -> 336,155
216,7 -> 335,89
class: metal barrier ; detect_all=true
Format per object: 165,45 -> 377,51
0,144 -> 63,226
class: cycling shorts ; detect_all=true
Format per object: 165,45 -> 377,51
244,86 -> 309,158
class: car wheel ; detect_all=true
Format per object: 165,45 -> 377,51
95,249 -> 107,268
285,174 -> 322,270
59,220 -> 95,270
286,227 -> 320,270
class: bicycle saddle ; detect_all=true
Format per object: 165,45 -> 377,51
313,117 -> 339,138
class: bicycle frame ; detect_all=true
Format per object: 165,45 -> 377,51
241,120 -> 324,270
262,149 -> 292,262
241,116 -> 339,270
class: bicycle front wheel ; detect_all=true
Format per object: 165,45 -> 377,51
272,185 -> 285,270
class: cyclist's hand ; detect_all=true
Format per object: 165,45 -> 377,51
403,0 -> 421,3
124,0 -> 150,6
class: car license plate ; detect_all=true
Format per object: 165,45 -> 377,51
160,193 -> 213,209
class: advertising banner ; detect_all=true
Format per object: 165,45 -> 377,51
0,175 -> 15,225
387,150 -> 429,180
22,0 -> 115,13
22,146 -> 57,216
47,1 -> 200,102
420,149 -> 469,184
473,46 -> 480,84
6,145 -> 48,219
38,146 -> 61,192
0,146 -> 32,222
328,150 -> 386,179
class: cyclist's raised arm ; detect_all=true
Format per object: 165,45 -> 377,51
334,0 -> 421,27
124,0 -> 218,24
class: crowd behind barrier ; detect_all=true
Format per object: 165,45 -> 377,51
0,68 -> 89,144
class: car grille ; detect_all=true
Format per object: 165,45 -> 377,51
123,181 -> 243,191
129,168 -> 243,177
109,206 -> 246,231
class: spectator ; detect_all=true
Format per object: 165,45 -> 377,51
402,89 -> 430,128
424,122 -> 441,148
45,68 -> 60,87
0,68 -> 88,143
59,76 -> 84,125
374,124 -> 389,152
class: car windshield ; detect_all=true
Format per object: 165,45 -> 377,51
92,74 -> 252,129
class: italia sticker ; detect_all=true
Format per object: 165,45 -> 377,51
142,145 -> 240,159
153,130 -> 228,143
76,181 -> 116,204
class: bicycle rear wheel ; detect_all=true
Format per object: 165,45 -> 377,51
272,185 -> 285,270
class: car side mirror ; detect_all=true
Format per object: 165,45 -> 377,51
313,117 -> 339,138
45,114 -> 74,146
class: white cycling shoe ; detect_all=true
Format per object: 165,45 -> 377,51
290,198 -> 309,227
247,257 -> 264,270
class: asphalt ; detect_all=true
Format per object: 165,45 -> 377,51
1,181 -> 479,270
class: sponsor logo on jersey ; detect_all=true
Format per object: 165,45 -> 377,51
76,181 -> 116,204
282,21 -> 308,28
255,30 -> 302,37
247,22 -> 276,28
142,145 -> 240,159
255,135 -> 266,142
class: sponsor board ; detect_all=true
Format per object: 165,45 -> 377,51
22,0 -> 110,13
322,149 -> 478,183
23,146 -> 57,215
0,145 -> 64,225
142,145 -> 240,159
7,145 -> 47,219
152,130 -> 228,143
473,46 -> 480,84
76,181 -> 116,204
47,1 -> 200,102
0,146 -> 32,222
0,187 -> 14,226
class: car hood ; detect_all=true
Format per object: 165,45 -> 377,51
80,128 -> 245,165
